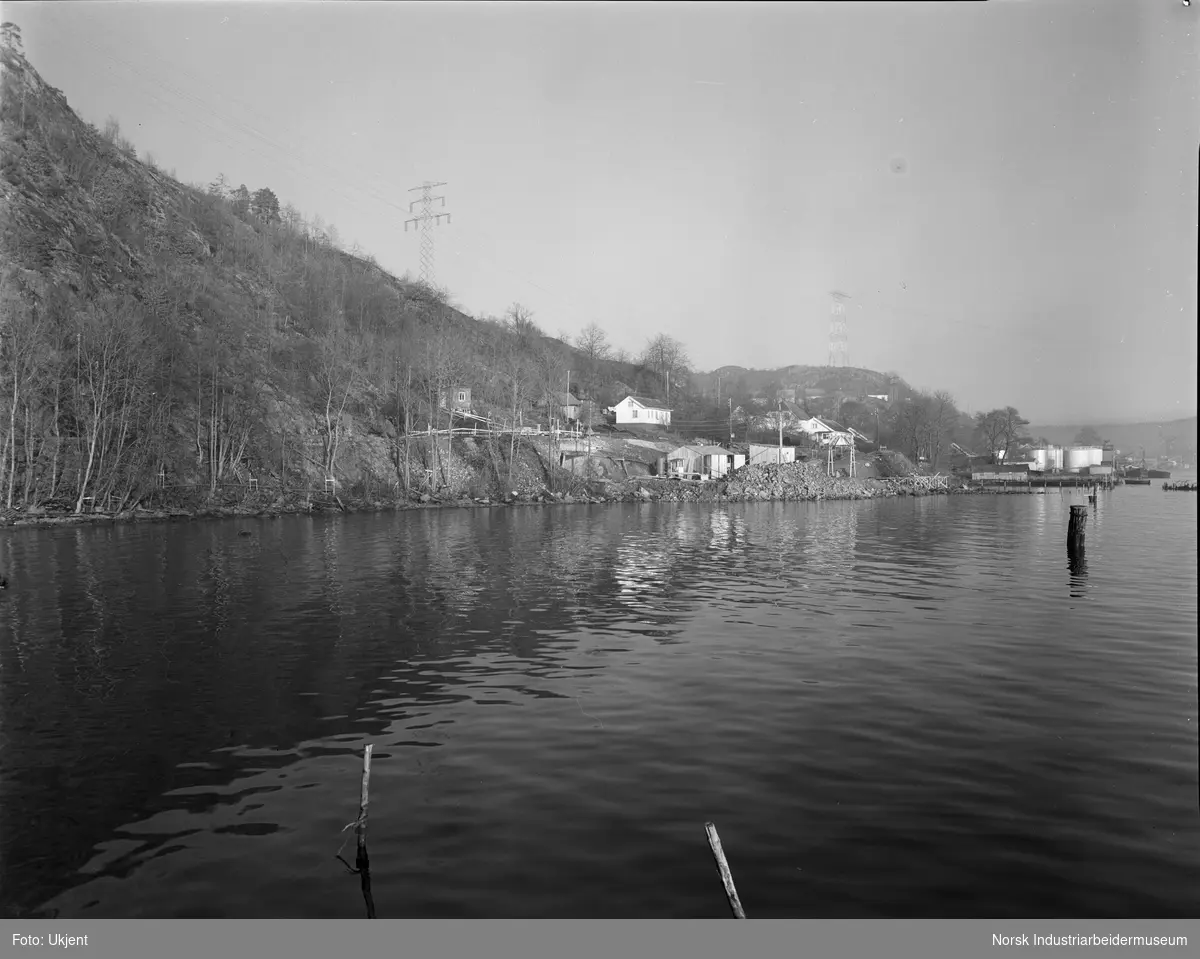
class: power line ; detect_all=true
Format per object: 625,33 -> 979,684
828,290 -> 850,367
405,182 -> 450,290
39,10 -> 666,340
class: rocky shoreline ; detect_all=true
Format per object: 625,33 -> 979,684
0,462 -> 1010,531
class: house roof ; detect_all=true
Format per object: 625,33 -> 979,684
622,394 -> 672,411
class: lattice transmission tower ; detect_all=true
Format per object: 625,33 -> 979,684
827,290 -> 851,367
404,181 -> 451,289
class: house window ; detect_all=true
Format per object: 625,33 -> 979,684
457,392 -> 467,403
631,409 -> 638,418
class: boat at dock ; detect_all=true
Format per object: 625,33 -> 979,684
1162,481 -> 1197,491
1121,463 -> 1171,481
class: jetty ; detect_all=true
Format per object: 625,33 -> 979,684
1163,481 -> 1198,491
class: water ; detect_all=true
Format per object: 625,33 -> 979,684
1,484 -> 1196,918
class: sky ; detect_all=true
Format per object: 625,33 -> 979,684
6,0 -> 1198,423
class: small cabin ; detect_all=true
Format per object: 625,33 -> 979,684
440,387 -> 472,412
748,444 -> 795,466
667,445 -> 744,480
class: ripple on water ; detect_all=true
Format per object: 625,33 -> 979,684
1,494 -> 1196,917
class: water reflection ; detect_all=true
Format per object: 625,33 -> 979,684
808,501 -> 859,575
0,492 -> 1196,919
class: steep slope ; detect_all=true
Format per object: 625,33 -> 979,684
1,42 -> 670,515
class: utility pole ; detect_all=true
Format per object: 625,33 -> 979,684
777,400 -> 784,465
404,181 -> 450,289
729,398 -> 733,445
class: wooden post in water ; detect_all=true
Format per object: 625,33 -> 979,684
704,822 -> 746,918
1068,504 -> 1087,559
333,744 -> 376,918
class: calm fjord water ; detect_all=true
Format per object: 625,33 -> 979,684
1,486 -> 1196,918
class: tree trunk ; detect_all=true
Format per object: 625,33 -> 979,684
48,379 -> 61,498
6,365 -> 18,508
75,408 -> 103,515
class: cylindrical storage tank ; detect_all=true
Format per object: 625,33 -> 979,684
1050,447 -> 1064,470
1088,447 -> 1103,466
1065,447 -> 1090,471
1033,449 -> 1048,471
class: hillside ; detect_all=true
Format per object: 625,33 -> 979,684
0,39 -> 688,515
0,37 -> 1034,518
692,365 -> 909,401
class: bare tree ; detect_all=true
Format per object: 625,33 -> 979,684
639,333 -> 690,400
998,406 -> 1031,462
505,302 -> 541,340
924,390 -> 958,468
314,326 -> 362,479
71,296 -> 154,513
575,322 -> 611,362
894,395 -> 930,464
973,406 -> 1028,464
497,338 -> 539,489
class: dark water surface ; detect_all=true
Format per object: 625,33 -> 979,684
1,484 -> 1196,917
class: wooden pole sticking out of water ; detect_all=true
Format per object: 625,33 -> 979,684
355,745 -> 376,918
1068,504 -> 1088,558
704,822 -> 746,918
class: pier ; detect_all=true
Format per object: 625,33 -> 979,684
973,475 -> 1116,491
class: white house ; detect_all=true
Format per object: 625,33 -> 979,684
795,416 -> 861,449
795,416 -> 837,441
612,395 -> 672,427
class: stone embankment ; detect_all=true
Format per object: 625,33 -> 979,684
1,461 -> 974,529
716,460 -> 958,501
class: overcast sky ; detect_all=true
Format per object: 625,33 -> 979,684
9,0 -> 1198,423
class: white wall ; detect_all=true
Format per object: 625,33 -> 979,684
749,445 -> 795,465
613,397 -> 671,426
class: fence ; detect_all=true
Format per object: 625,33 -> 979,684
411,425 -> 588,439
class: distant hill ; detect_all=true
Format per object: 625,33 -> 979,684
694,365 -> 909,399
1029,417 -> 1197,458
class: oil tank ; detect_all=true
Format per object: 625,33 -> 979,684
1032,449 -> 1048,471
1088,447 -> 1103,466
1048,446 -> 1064,470
1065,447 -> 1092,471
